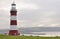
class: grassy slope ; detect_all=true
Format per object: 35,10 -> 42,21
0,35 -> 60,39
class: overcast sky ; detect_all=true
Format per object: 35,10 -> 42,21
0,0 -> 60,29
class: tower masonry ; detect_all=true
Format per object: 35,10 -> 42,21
9,2 -> 19,36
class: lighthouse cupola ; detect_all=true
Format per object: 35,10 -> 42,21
11,2 -> 17,11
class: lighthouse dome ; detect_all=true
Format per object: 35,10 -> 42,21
11,2 -> 17,11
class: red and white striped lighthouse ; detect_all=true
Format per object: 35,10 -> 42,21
9,2 -> 19,36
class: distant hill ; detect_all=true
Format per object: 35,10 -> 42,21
0,27 -> 60,34
19,27 -> 60,34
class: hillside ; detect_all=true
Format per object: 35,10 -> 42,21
0,34 -> 60,39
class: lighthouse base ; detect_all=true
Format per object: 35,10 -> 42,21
9,30 -> 19,36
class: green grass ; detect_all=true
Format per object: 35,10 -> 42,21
0,34 -> 60,39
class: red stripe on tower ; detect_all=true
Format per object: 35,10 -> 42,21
10,20 -> 17,25
9,2 -> 19,36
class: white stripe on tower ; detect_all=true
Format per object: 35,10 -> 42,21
11,16 -> 17,20
10,25 -> 18,30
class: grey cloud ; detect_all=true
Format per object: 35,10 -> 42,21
0,0 -> 60,29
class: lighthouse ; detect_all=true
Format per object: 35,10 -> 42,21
9,2 -> 19,36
